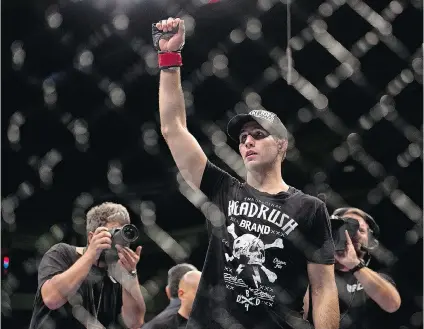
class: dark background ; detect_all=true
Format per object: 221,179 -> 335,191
2,0 -> 423,328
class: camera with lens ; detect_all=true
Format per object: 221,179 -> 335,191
100,224 -> 139,265
331,217 -> 360,252
109,224 -> 139,246
331,207 -> 380,253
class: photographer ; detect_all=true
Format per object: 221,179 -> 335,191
29,202 -> 146,329
303,207 -> 401,329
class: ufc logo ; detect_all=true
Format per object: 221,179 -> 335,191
347,283 -> 364,293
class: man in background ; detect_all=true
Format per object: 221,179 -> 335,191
143,263 -> 197,329
148,270 -> 202,329
303,207 -> 401,329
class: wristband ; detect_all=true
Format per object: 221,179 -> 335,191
158,51 -> 182,69
350,259 -> 366,274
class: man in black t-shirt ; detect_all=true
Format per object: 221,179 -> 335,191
29,202 -> 146,329
303,207 -> 401,329
149,270 -> 202,329
143,263 -> 197,329
152,17 -> 339,329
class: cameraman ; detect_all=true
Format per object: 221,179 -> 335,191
29,202 -> 146,329
303,207 -> 401,329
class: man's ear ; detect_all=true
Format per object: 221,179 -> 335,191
178,288 -> 184,299
165,286 -> 171,300
277,139 -> 288,153
87,231 -> 94,245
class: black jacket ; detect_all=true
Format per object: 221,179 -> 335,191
142,298 -> 181,329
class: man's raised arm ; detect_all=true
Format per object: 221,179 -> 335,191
154,18 -> 207,188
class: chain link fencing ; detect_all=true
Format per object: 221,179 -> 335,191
2,0 -> 423,328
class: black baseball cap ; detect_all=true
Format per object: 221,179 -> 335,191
227,109 -> 288,142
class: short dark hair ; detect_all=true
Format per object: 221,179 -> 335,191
167,263 -> 197,298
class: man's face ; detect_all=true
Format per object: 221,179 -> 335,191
184,281 -> 200,307
238,121 -> 281,170
344,212 -> 369,253
179,272 -> 201,309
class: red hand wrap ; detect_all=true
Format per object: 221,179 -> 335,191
158,52 -> 182,69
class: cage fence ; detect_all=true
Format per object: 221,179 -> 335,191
2,0 -> 423,328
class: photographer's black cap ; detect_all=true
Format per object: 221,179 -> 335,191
227,109 -> 288,142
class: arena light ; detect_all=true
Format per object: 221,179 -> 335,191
3,256 -> 10,269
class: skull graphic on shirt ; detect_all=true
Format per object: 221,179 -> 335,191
225,223 -> 285,287
233,234 -> 265,265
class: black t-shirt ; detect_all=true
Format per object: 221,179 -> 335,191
186,161 -> 335,329
29,243 -> 125,329
333,270 -> 396,329
145,311 -> 187,329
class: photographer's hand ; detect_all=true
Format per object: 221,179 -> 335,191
336,233 -> 401,312
334,230 -> 360,270
116,245 -> 142,272
115,245 -> 145,328
85,227 -> 112,262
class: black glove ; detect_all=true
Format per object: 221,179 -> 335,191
152,24 -> 182,52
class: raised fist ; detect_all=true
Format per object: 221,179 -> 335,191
153,17 -> 185,52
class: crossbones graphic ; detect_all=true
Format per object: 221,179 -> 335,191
225,223 -> 284,288
238,294 -> 259,306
